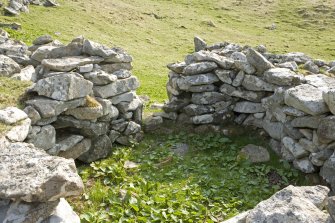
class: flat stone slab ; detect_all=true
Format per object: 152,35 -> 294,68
42,56 -> 103,72
264,68 -> 304,86
0,142 -> 83,202
284,84 -> 329,116
93,76 -> 140,98
233,101 -> 265,113
0,107 -> 27,125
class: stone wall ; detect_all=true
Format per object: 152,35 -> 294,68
163,36 -> 335,191
2,0 -> 58,16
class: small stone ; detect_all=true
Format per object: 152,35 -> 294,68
78,64 -> 94,73
194,36 -> 207,52
124,121 -> 141,135
42,56 -> 103,72
192,92 -> 230,105
33,35 -> 53,45
78,135 -> 112,163
293,158 -> 315,173
303,61 -> 319,74
0,107 -> 28,125
277,61 -> 298,71
231,52 -> 256,74
6,118 -> 31,142
192,50 -> 234,69
113,69 -> 132,79
262,120 -> 284,140
242,75 -> 276,91
182,62 -> 218,75
82,70 -> 117,85
191,114 -> 214,124
215,69 -> 233,84
240,144 -> 270,163
264,68 -> 304,86
143,116 -> 163,132
0,55 -> 21,77
26,125 -> 56,150
232,70 -> 245,87
167,62 -> 186,74
282,136 -> 309,159
309,149 -> 333,166
93,76 -> 140,98
233,102 -> 265,113
246,48 -> 274,75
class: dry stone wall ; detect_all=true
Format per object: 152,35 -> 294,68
163,36 -> 335,191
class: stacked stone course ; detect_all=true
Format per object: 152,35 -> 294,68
163,36 -> 335,191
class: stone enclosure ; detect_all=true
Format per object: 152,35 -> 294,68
162,36 -> 335,193
0,31 -> 143,222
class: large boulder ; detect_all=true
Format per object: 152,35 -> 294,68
245,185 -> 331,223
0,142 -> 83,202
284,84 -> 329,116
32,73 -> 93,101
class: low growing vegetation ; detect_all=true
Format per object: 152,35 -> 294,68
71,131 -> 308,223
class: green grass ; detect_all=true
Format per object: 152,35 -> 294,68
1,0 -> 334,103
71,131 -> 309,222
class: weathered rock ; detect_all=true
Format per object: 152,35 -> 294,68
11,65 -> 36,82
82,69 -> 117,85
310,149 -> 333,166
163,98 -> 190,112
143,116 -> 163,132
194,36 -> 207,52
33,35 -> 53,45
246,48 -> 274,75
298,138 -> 318,153
232,70 -> 245,87
305,74 -> 335,90
221,211 -> 249,223
188,84 -> 217,92
299,129 -> 313,140
54,115 -> 109,137
42,56 -> 103,72
192,50 -> 234,69
78,134 -> 112,163
323,89 -> 335,115
182,62 -> 218,75
234,102 -> 265,113
291,115 -> 324,129
281,106 -> 306,117
0,55 -> 21,77
191,114 -> 214,124
6,118 -> 31,142
282,136 -> 309,159
167,62 -> 186,74
153,112 -> 178,120
0,142 -> 83,202
177,73 -> 219,90
293,158 -> 316,173
124,121 -> 141,135
31,46 -> 57,62
0,107 -> 28,125
26,125 -> 56,150
192,92 -> 230,105
284,84 -> 329,115
101,62 -> 132,73
23,105 -> 41,125
4,7 -> 19,16
231,52 -> 256,74
116,97 -> 142,113
242,75 -> 276,91
262,120 -> 284,140
26,96 -> 86,119
182,104 -> 214,116
220,84 -> 265,102
328,196 -> 335,221
277,61 -> 298,71
93,76 -> 140,98
32,72 -> 93,101
317,116 -> 335,143
113,69 -> 132,79
320,154 -> 335,191
240,144 -> 270,163
245,185 -> 330,223
304,61 -> 319,74
264,68 -> 304,86
110,91 -> 135,104
44,0 -> 59,7
214,69 -> 233,84
56,137 -> 91,160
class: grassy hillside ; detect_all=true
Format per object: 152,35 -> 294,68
1,0 -> 335,103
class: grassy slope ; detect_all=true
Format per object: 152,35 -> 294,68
1,0 -> 334,104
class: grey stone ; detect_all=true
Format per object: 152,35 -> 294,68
0,107 -> 28,125
110,91 -> 135,104
6,118 -> 31,142
188,84 -> 217,92
261,87 -> 285,110
192,92 -> 230,105
246,185 -> 330,223
124,121 -> 141,135
32,73 -> 93,101
163,98 -> 190,112
262,120 -> 284,140
194,36 -> 207,52
182,104 -> 214,116
47,134 -> 83,155
282,136 -> 309,159
111,120 -> 128,132
23,105 -> 41,125
299,129 -> 313,140
284,84 -> 329,115
264,68 -> 304,86
4,7 -> 19,16
281,52 -> 311,64
82,69 -> 117,85
317,116 -> 335,143
246,48 -> 274,75
177,73 -> 219,90
42,56 -> 103,72
277,61 -> 298,71
213,101 -> 232,112
328,196 -> 335,221
328,66 -> 335,74
231,51 -> 256,74
232,70 -> 245,87
221,211 -> 249,223
191,114 -> 214,124
116,97 -> 142,113
215,69 -> 233,84
310,149 -> 333,166
33,35 -> 53,45
57,138 -> 91,160
320,154 -> 335,191
143,116 -> 163,131
83,39 -> 132,63
304,61 -> 319,74
31,46 -> 57,62
240,144 -> 270,163
298,138 -> 318,153
26,96 -> 86,119
26,125 -> 56,150
220,84 -> 265,102
11,65 -> 37,82
293,158 -> 316,173
192,50 -> 234,69
291,115 -> 324,129
0,142 -> 83,202
44,0 -> 59,7
234,101 -> 265,113
109,130 -> 121,143
54,116 -> 109,137
93,76 -> 140,98
170,143 -> 189,157
269,139 -> 282,156
167,62 -> 186,74
113,69 -> 132,79
0,55 -> 21,77
100,62 -> 132,73
281,106 -> 306,117
284,121 -> 304,140
323,89 -> 335,115
182,62 -> 218,75
305,74 -> 335,90
242,75 -> 276,91
153,112 -> 178,120
35,117 -> 57,126
78,135 -> 112,163
79,64 -> 94,73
